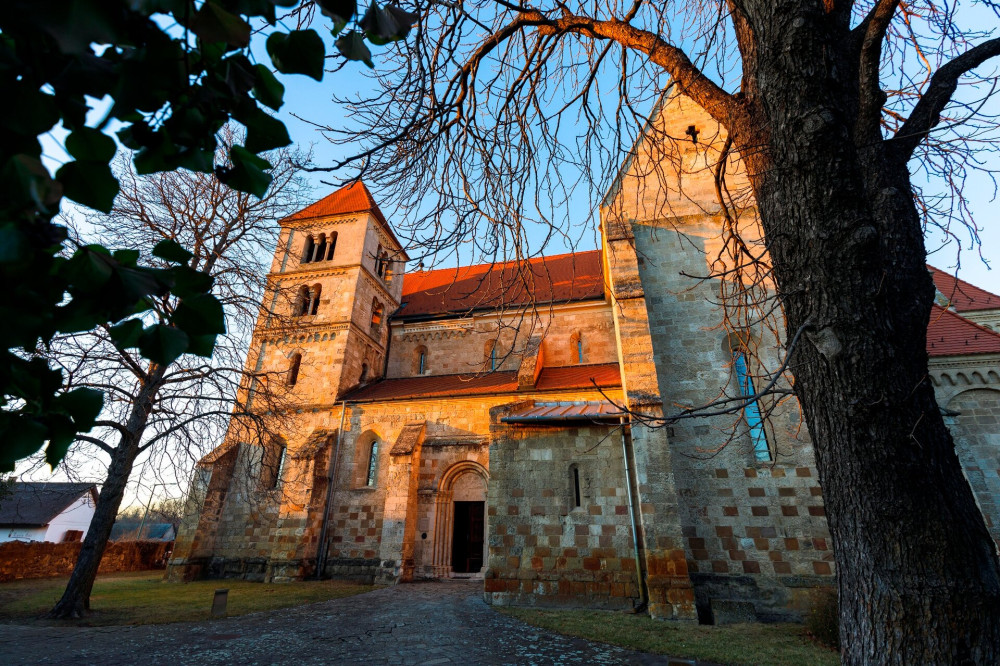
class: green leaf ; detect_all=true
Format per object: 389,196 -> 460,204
316,0 -> 357,23
138,324 -> 190,366
168,265 -> 214,298
217,145 -> 273,197
335,31 -> 374,68
113,249 -> 141,265
266,30 -> 325,81
173,293 -> 226,336
54,388 -> 104,429
243,109 -> 291,153
56,161 -> 120,212
62,246 -> 115,290
109,319 -> 144,348
65,128 -> 117,163
360,2 -> 418,45
190,1 -> 252,47
252,64 -> 285,110
45,416 -> 76,469
0,416 -> 48,471
187,333 -> 218,357
152,239 -> 194,264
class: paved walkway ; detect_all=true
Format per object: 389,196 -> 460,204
0,580 -> 698,665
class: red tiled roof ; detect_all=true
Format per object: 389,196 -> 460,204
928,266 -> 1000,312
343,363 -> 622,402
399,251 -> 605,318
283,182 -> 408,260
284,181 -> 388,225
345,371 -> 519,401
927,305 -> 1000,357
534,364 -> 622,391
501,401 -> 625,423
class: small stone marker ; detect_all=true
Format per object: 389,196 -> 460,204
211,588 -> 229,617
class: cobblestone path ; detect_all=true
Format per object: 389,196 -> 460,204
0,580 -> 701,665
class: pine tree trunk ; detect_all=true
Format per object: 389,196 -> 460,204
728,3 -> 1000,661
47,366 -> 165,619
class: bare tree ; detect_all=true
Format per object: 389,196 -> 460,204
43,130 -> 311,618
312,1 -> 1000,662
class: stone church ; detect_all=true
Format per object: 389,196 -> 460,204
168,89 -> 1000,623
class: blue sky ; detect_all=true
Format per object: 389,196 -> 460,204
268,41 -> 999,291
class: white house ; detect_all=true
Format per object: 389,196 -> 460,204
0,482 -> 99,543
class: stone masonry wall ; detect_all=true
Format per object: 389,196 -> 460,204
947,388 -> 1000,548
485,422 -> 642,610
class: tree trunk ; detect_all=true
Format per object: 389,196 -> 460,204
727,3 -> 1000,662
47,366 -> 165,619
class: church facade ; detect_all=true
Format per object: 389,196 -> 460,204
168,90 -> 1000,623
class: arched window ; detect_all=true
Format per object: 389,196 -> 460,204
378,251 -> 390,280
301,235 -> 315,264
732,348 -> 770,461
287,353 -> 302,386
308,284 -> 322,316
414,345 -> 428,375
294,284 -> 310,317
360,362 -> 369,383
326,232 -> 338,260
314,233 -> 327,262
374,244 -> 384,277
263,438 -> 287,489
382,253 -> 393,284
484,341 -> 497,371
365,439 -> 379,486
570,464 -> 582,508
570,332 -> 583,364
370,299 -> 384,333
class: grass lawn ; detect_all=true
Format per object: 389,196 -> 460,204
500,608 -> 840,666
0,571 -> 375,626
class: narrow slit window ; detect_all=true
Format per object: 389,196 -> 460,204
733,351 -> 770,461
572,466 -> 581,508
490,346 -> 497,371
287,353 -> 302,386
365,440 -> 379,486
272,444 -> 287,489
419,351 -> 426,374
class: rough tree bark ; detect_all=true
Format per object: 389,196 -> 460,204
47,366 -> 165,618
718,3 -> 1000,663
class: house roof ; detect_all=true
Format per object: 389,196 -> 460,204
500,401 -> 625,424
927,305 -> 1000,357
343,362 -> 622,402
928,266 -> 1000,312
398,250 -> 605,319
0,482 -> 97,527
282,182 -> 408,259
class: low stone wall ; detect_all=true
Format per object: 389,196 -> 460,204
0,540 -> 173,583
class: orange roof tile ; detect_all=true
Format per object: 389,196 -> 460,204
285,181 -> 387,224
283,182 -> 408,260
399,251 -> 605,318
928,266 -> 1000,312
343,363 -> 622,402
534,364 -> 622,391
345,371 -> 519,402
927,305 -> 1000,357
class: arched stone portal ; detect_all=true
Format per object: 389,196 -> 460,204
431,461 -> 488,578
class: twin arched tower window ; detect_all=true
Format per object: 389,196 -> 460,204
374,244 -> 391,282
301,232 -> 337,264
294,284 -> 321,316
